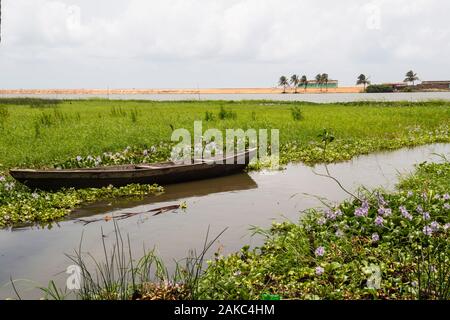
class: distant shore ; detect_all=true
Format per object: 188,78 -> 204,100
0,87 -> 362,95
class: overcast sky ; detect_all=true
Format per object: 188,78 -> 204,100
0,0 -> 449,88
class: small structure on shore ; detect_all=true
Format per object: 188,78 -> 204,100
382,83 -> 408,91
417,81 -> 450,90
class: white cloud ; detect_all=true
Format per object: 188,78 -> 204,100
0,0 -> 449,88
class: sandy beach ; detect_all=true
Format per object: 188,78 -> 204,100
0,87 -> 362,95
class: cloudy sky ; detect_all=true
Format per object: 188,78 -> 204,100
0,0 -> 449,88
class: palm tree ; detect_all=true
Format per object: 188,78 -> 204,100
404,70 -> 419,86
321,73 -> 329,92
300,75 -> 308,92
278,76 -> 289,94
315,74 -> 323,91
290,74 -> 300,93
356,74 -> 371,90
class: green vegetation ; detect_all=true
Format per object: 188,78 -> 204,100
0,181 -> 163,228
405,70 -> 420,86
39,160 -> 450,300
356,74 -> 371,90
0,98 -> 449,227
365,84 -> 394,93
0,99 -> 449,169
197,161 -> 450,299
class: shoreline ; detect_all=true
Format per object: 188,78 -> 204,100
0,87 -> 362,95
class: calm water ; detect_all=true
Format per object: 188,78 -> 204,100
1,92 -> 450,102
0,143 -> 449,299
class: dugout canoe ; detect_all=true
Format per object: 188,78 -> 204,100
9,148 -> 257,190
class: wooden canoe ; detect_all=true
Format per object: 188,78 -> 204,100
9,148 -> 257,190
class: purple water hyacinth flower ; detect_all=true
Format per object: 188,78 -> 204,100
384,208 -> 392,216
443,194 -> 450,201
31,192 -> 39,199
362,200 -> 369,209
354,203 -> 369,217
76,156 -> 82,162
143,149 -> 149,156
433,194 -> 441,200
444,203 -> 450,210
0,176 -> 6,182
430,221 -> 440,232
443,223 -> 450,231
377,194 -> 388,206
407,191 -> 414,198
377,207 -> 385,215
416,205 -> 423,214
375,216 -> 384,226
334,209 -> 343,217
315,246 -> 325,257
421,192 -> 428,200
371,233 -> 380,242
315,266 -> 325,275
422,212 -> 431,221
399,206 -> 413,220
423,225 -> 433,236
317,217 -> 327,226
325,210 -> 337,221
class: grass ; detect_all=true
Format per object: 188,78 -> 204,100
0,98 -> 449,227
0,99 -> 448,169
196,160 -> 450,300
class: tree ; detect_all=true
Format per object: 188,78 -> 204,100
356,74 -> 371,90
321,73 -> 329,92
290,74 -> 300,93
315,74 -> 323,91
278,76 -> 289,94
300,75 -> 308,92
404,70 -> 419,86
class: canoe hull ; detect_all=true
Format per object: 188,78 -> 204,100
9,149 -> 256,190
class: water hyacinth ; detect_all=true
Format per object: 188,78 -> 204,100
317,217 -> 327,226
4,182 -> 15,191
443,223 -> 450,231
423,225 -> 433,236
430,221 -> 440,232
416,205 -> 423,214
335,229 -> 344,238
399,206 -> 413,220
374,216 -> 384,226
315,266 -> 324,276
377,207 -> 392,217
371,233 -> 380,243
444,203 -> 450,210
407,191 -> 414,198
354,201 -> 369,217
443,194 -> 450,201
325,209 -> 337,221
315,246 -> 325,257
422,212 -> 431,220
0,176 -> 6,182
